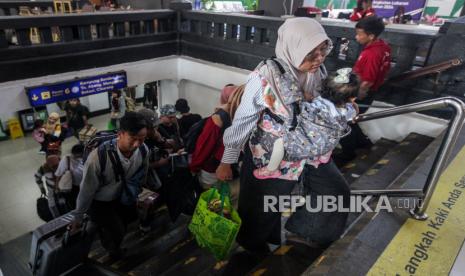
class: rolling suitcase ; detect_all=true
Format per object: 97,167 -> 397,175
29,213 -> 94,276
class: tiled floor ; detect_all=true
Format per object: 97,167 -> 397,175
0,114 -> 108,244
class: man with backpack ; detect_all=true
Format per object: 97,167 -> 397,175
70,112 -> 149,260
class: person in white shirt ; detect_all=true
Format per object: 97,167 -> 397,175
55,144 -> 84,209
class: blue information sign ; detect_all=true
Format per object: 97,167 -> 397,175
25,71 -> 127,107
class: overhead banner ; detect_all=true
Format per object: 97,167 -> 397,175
314,0 -> 429,20
25,71 -> 127,107
424,0 -> 464,18
314,0 -> 358,9
373,0 -> 427,20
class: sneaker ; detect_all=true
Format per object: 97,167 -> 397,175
38,150 -> 46,155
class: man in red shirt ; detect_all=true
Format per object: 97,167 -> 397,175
353,16 -> 391,103
350,0 -> 375,22
338,16 -> 391,163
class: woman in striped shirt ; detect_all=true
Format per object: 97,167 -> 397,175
216,18 -> 352,254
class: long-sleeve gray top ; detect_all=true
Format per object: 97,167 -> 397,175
71,143 -> 148,220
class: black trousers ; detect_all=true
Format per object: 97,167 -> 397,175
236,146 -> 297,252
285,161 -> 350,245
88,200 -> 138,254
237,144 -> 297,251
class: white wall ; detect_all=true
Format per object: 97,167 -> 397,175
135,84 -> 144,99
177,56 -> 249,90
159,80 -> 180,107
179,80 -> 222,117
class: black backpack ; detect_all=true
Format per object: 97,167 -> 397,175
184,109 -> 232,154
84,132 -> 148,184
184,118 -> 207,154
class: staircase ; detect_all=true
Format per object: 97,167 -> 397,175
0,132 -> 437,276
73,132 -> 434,276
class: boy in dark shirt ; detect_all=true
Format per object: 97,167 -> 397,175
339,16 -> 391,162
175,98 -> 202,138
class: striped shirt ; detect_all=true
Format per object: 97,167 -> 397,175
221,72 -> 266,164
35,165 -> 56,189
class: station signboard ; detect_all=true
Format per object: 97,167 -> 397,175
25,71 -> 127,107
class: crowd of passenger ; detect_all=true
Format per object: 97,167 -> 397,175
32,15 -> 392,261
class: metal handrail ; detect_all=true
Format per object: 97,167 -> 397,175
351,96 -> 465,220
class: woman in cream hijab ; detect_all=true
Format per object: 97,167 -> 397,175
216,18 -> 350,255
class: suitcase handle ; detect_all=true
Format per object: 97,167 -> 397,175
63,216 -> 88,247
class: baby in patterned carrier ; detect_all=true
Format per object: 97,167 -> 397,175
254,68 -> 360,179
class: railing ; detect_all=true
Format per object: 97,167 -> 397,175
0,10 -> 176,47
0,10 -> 177,81
351,97 -> 465,220
179,10 -> 438,75
179,10 -> 282,69
0,1 -> 53,16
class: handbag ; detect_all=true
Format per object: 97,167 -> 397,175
36,194 -> 53,222
188,181 -> 241,260
57,156 -> 73,192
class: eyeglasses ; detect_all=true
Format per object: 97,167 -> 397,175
304,42 -> 333,61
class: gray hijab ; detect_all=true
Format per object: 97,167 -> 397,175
260,17 -> 332,98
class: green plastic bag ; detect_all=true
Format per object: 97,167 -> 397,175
107,120 -> 116,130
188,181 -> 241,260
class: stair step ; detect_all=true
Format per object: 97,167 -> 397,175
351,132 -> 433,191
197,249 -> 266,276
66,261 -> 122,276
128,237 -> 198,275
346,133 -> 433,227
0,233 -> 32,276
88,207 -> 172,264
341,138 -> 397,185
159,246 -> 218,276
107,216 -> 191,272
88,208 -> 165,261
249,243 -> 324,276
